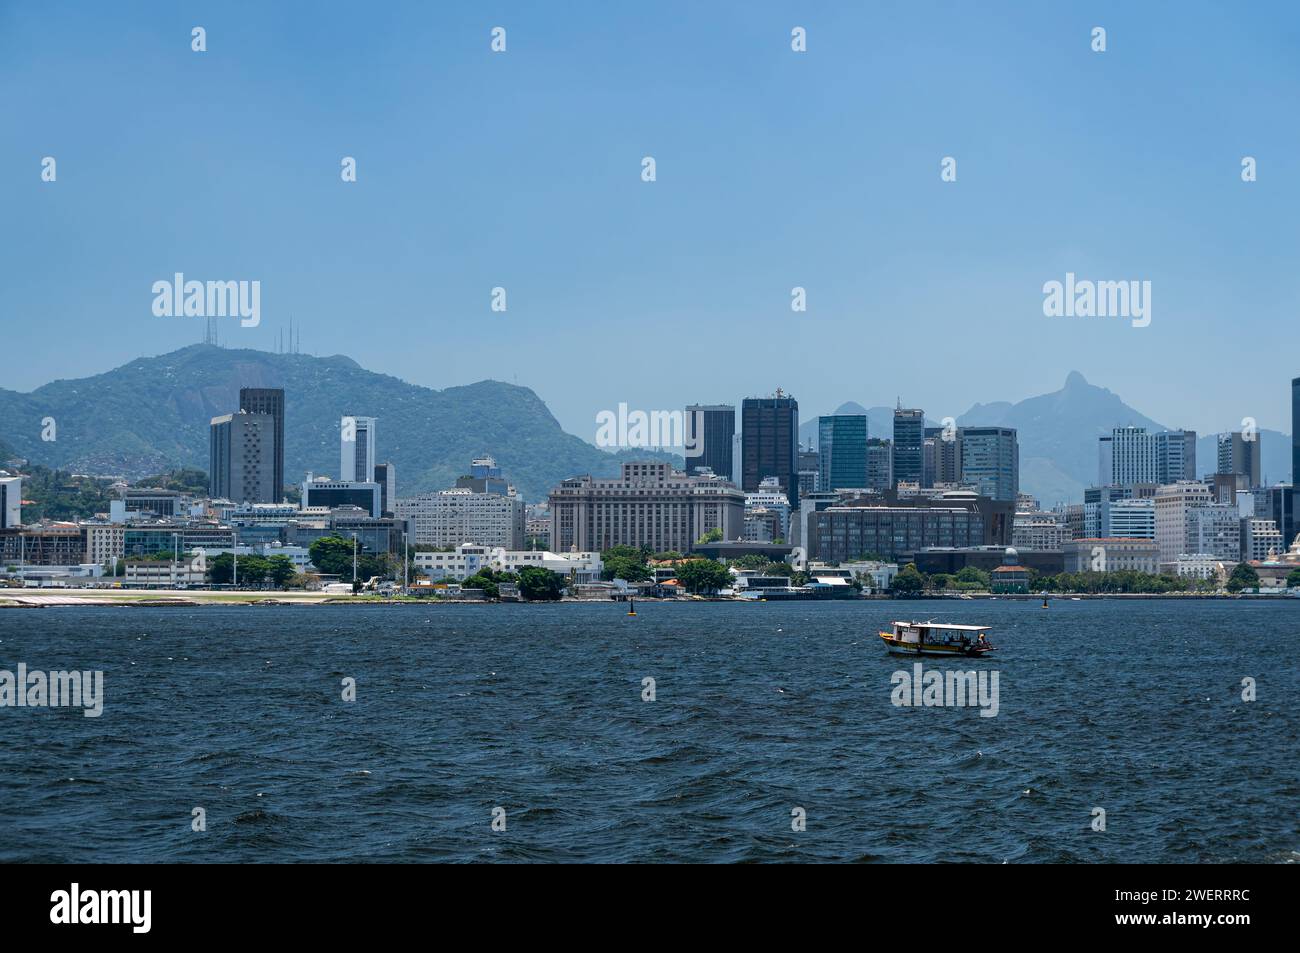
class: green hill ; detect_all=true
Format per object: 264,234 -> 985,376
0,345 -> 678,502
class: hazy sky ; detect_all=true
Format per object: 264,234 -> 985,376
5,1 -> 1299,440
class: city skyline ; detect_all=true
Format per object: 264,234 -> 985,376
5,2 -> 1300,439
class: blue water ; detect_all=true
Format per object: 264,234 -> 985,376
0,600 -> 1297,863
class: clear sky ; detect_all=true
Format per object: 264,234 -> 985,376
4,1 -> 1299,439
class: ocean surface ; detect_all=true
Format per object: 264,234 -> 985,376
1,599 -> 1297,863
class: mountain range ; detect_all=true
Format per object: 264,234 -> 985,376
1,348 -> 1290,506
799,371 -> 1291,505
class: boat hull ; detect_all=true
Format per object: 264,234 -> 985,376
879,633 -> 994,657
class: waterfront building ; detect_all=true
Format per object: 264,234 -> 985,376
1217,432 -> 1262,487
209,410 -> 278,503
808,502 -> 985,563
396,486 -> 525,550
0,524 -> 85,566
238,388 -> 286,502
742,391 -> 799,506
1161,553 -> 1223,580
340,415 -> 378,484
549,461 -> 744,553
818,415 -> 868,492
892,405 -> 925,487
413,543 -> 602,585
1062,538 -> 1160,574
302,477 -> 382,518
958,426 -> 1019,502
1107,498 -> 1156,538
685,404 -> 735,479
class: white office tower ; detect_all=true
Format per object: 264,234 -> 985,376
0,475 -> 21,528
340,415 -> 377,483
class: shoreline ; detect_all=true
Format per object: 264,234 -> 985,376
1,590 -> 1294,607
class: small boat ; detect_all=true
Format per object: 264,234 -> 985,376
879,621 -> 995,657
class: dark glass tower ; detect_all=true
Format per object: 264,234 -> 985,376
817,415 -> 868,491
741,391 -> 799,507
685,404 -> 736,479
892,406 -> 925,486
239,387 -> 285,502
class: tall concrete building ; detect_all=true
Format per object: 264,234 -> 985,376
959,427 -> 1019,502
1153,481 -> 1213,564
684,404 -> 735,479
238,387 -> 285,502
209,411 -> 278,503
866,438 -> 893,490
1294,376 -> 1300,485
1102,427 -> 1196,486
892,405 -> 925,487
1216,432 -> 1262,487
817,414 -> 868,491
741,391 -> 799,507
0,475 -> 20,529
374,462 -> 396,517
340,415 -> 377,484
396,487 -> 524,550
549,461 -> 744,553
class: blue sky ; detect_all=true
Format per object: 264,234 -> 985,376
4,1 -> 1299,439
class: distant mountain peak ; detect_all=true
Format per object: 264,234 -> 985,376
1063,370 -> 1089,389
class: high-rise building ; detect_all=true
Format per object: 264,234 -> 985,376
1102,427 -> 1196,485
685,404 -> 735,479
455,456 -> 510,495
395,488 -> 525,550
958,427 -> 1019,502
1155,429 -> 1197,483
817,415 -> 868,491
1153,481 -> 1213,564
1293,376 -> 1300,485
892,406 -> 925,487
302,477 -> 382,517
238,388 -> 285,502
209,411 -> 278,503
1216,432 -> 1262,487
796,447 -> 820,499
866,438 -> 893,490
0,475 -> 20,529
741,391 -> 799,507
374,462 -> 396,517
340,415 -> 377,484
549,461 -> 744,553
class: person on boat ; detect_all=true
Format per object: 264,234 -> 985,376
977,633 -> 988,648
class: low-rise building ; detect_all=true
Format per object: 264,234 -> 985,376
1062,538 -> 1160,574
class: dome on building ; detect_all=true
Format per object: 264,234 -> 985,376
1003,546 -> 1019,565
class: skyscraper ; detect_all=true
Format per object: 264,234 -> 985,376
817,415 -> 868,491
1293,376 -> 1300,485
684,404 -> 736,478
374,462 -> 396,517
239,387 -> 285,502
341,415 -> 377,483
892,405 -> 925,486
959,427 -> 1019,502
0,475 -> 20,529
866,438 -> 893,490
1102,427 -> 1196,486
209,411 -> 278,503
741,391 -> 799,507
1216,432 -> 1262,487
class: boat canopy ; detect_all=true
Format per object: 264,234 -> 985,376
893,621 -> 992,632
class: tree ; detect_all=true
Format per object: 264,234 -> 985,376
309,534 -> 391,582
461,572 -> 500,599
695,528 -> 723,545
955,566 -> 991,589
601,545 -> 651,582
517,565 -> 564,601
266,555 -> 296,589
675,558 -> 731,594
1226,562 -> 1259,593
891,563 -> 926,594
